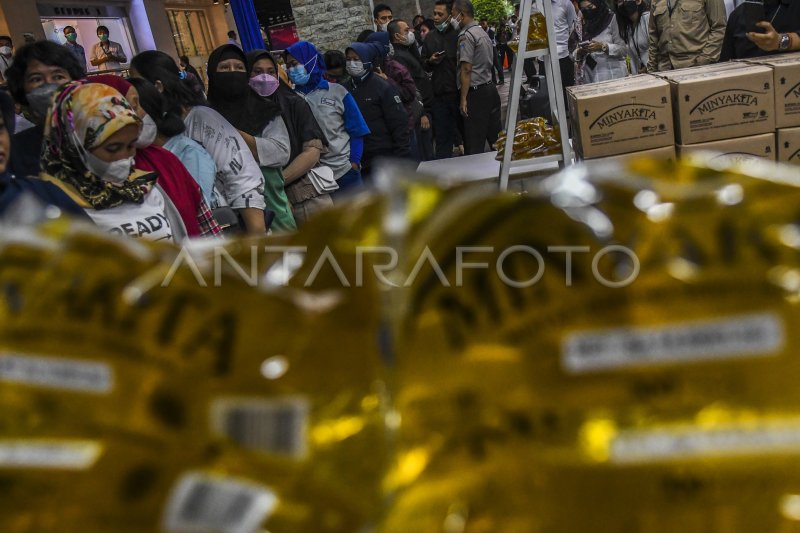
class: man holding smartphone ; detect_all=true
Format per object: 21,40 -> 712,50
423,0 -> 461,159
720,0 -> 800,60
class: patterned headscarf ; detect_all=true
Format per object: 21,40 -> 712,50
40,80 -> 155,210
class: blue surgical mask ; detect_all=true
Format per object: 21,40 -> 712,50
288,65 -> 310,86
436,19 -> 449,32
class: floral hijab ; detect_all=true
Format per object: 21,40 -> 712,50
40,80 -> 156,210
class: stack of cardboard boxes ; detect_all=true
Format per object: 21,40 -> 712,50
567,53 -> 800,165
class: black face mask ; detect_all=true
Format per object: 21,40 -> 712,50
581,7 -> 599,19
211,71 -> 250,100
621,0 -> 638,17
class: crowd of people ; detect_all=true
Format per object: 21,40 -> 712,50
0,0 -> 798,243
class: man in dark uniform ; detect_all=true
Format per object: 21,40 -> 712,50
453,0 -> 502,155
422,0 -> 461,159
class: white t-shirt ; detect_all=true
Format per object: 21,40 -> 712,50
183,106 -> 266,210
86,187 -> 175,242
551,0 -> 577,59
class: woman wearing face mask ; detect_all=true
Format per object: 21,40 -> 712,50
284,41 -> 370,197
206,44 -> 296,232
416,19 -> 435,55
344,42 -> 411,179
127,77 -> 216,208
573,0 -> 628,83
615,0 -> 649,74
5,40 -> 85,178
39,81 -> 187,242
130,51 -> 267,235
89,75 -> 219,238
247,49 -> 333,224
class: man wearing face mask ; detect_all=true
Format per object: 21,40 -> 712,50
90,26 -> 127,71
5,40 -> 85,178
647,0 -> 726,71
62,26 -> 87,72
422,0 -> 462,159
374,4 -> 394,32
453,0 -> 501,155
390,19 -> 435,161
0,36 -> 13,84
720,0 -> 800,60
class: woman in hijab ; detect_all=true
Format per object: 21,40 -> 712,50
573,0 -> 628,83
0,90 -> 86,218
39,81 -> 187,242
90,74 -> 219,238
247,49 -> 333,224
285,40 -> 370,197
131,50 -> 267,235
207,44 -> 296,232
344,42 -> 410,179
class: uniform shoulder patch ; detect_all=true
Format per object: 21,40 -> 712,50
394,95 -> 402,104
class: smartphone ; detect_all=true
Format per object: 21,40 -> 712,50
579,41 -> 591,48
743,0 -> 766,34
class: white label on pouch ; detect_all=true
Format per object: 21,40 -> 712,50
0,352 -> 113,393
611,420 -> 800,464
0,440 -> 102,469
562,312 -> 783,374
163,472 -> 277,533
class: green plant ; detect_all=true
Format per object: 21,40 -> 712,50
473,0 -> 514,24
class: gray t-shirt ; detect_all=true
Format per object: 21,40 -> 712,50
298,83 -> 354,180
457,22 -> 494,88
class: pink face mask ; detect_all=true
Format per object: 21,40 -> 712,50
249,73 -> 280,97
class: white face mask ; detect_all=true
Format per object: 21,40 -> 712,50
346,60 -> 367,77
405,32 -> 416,46
379,23 -> 388,31
134,114 -> 158,148
86,151 -> 135,186
0,46 -> 11,56
451,14 -> 462,30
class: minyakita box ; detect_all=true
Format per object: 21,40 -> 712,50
677,133 -> 776,163
657,62 -> 775,145
567,75 -> 674,160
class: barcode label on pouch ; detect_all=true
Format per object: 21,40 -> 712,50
163,472 -> 277,533
0,440 -> 102,469
562,312 -> 784,374
211,397 -> 309,458
0,352 -> 113,393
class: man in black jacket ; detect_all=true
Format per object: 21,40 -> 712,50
389,19 -> 434,161
421,0 -> 461,159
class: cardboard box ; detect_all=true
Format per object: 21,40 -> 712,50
590,145 -> 676,164
676,133 -> 776,163
777,127 -> 800,164
567,75 -> 674,160
657,63 -> 775,144
744,53 -> 800,129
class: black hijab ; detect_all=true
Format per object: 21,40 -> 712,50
207,44 -> 282,136
582,0 -> 615,41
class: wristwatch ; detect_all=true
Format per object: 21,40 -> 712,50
779,33 -> 791,51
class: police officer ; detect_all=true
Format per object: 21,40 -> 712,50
453,0 -> 502,155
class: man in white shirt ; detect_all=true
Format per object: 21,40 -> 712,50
550,0 -> 577,102
90,26 -> 127,71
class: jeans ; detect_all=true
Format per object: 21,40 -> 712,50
431,92 -> 461,160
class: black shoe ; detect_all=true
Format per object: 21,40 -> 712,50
497,80 -> 505,85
